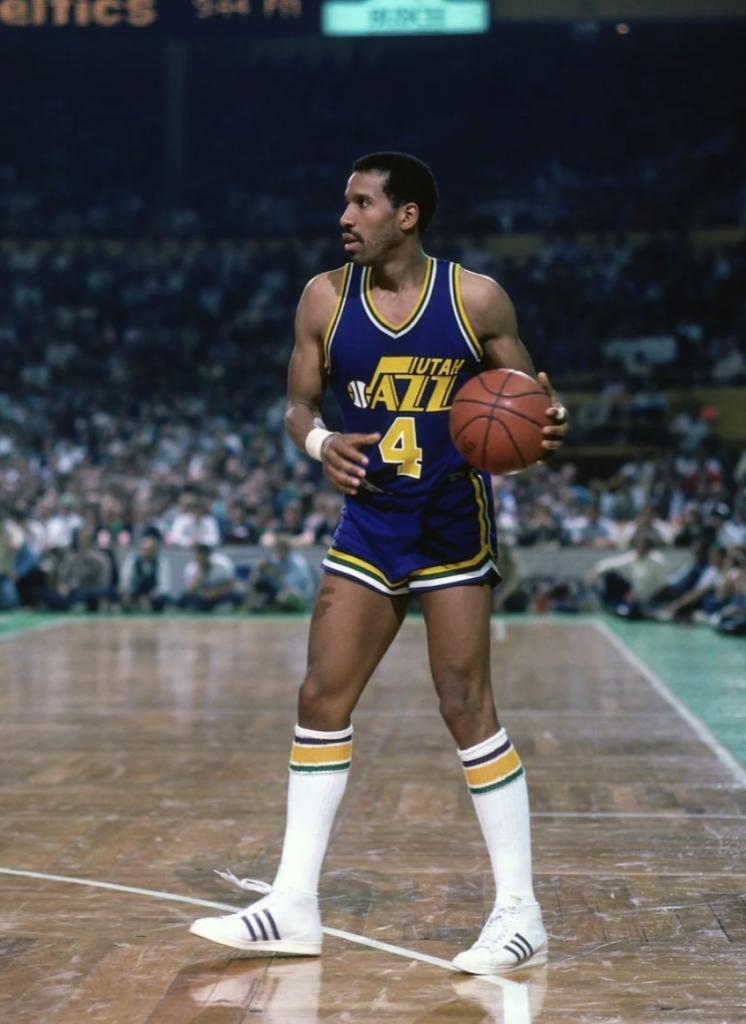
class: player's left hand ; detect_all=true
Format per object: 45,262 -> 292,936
537,371 -> 569,460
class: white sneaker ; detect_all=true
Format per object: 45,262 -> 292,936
189,878 -> 322,956
452,898 -> 548,974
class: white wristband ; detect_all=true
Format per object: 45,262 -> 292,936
305,427 -> 334,461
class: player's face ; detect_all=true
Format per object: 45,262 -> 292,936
340,171 -> 401,265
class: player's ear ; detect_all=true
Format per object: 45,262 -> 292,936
399,202 -> 419,233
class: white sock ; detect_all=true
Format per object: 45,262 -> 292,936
272,724 -> 353,896
458,728 -> 537,908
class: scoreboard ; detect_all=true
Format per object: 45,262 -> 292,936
0,0 -> 490,34
0,0 -> 316,33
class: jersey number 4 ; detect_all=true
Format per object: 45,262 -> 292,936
379,417 -> 423,479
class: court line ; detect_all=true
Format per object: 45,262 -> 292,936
531,811 -> 746,820
0,866 -> 521,991
593,620 -> 746,788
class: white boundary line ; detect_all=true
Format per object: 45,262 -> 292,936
593,619 -> 746,788
532,811 -> 746,820
0,867 -> 521,991
8,614 -> 741,996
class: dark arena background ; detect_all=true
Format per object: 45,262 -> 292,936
1,2 -> 746,1021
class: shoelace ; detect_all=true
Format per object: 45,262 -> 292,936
474,904 -> 521,948
214,869 -> 273,895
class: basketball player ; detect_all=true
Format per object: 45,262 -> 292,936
190,153 -> 569,973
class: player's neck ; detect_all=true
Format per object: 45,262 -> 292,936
369,248 -> 429,294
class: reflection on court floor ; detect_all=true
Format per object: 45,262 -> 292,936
0,616 -> 744,1023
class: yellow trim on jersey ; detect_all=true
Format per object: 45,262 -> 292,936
411,473 -> 493,579
322,263 -> 352,371
322,549 -> 410,595
452,263 -> 483,357
362,257 -> 434,334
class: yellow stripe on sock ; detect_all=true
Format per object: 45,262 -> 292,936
290,741 -> 353,767
463,746 -> 522,790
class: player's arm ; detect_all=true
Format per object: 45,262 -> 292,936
285,272 -> 380,495
459,269 -> 569,456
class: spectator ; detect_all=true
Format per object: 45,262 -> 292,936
649,543 -> 730,622
167,491 -> 221,548
672,501 -> 714,549
668,403 -> 718,456
710,336 -> 746,385
708,503 -> 746,550
9,506 -> 47,607
563,501 -> 619,548
615,504 -> 677,548
245,535 -> 317,613
295,493 -> 343,548
37,524 -> 115,612
0,513 -> 23,611
586,528 -> 671,618
44,493 -> 85,552
710,546 -> 746,635
645,539 -> 714,610
517,506 -> 569,548
218,497 -> 260,546
180,543 -> 243,612
119,526 -> 172,613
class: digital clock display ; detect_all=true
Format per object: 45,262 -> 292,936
322,0 -> 490,36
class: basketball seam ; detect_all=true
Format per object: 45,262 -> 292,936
452,402 -> 547,428
488,418 -> 527,469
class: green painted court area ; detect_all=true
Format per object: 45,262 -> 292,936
605,615 -> 746,771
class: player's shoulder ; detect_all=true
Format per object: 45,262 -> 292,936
456,265 -> 516,330
297,265 -> 351,336
301,265 -> 350,305
458,266 -> 511,305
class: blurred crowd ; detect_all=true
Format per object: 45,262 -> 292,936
1,235 -> 744,408
1,22 -> 745,638
2,402 -> 746,636
1,25 -> 745,239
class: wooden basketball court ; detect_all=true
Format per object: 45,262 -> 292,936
1,615 -> 745,1023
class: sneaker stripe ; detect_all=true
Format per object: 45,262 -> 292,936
253,913 -> 269,941
263,909 -> 281,941
241,915 -> 257,941
504,933 -> 534,962
503,943 -> 525,963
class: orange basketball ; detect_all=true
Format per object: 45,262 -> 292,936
449,369 -> 549,475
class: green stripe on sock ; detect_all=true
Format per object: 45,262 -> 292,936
468,765 -> 524,795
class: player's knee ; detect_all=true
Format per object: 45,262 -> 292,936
297,675 -> 352,732
436,675 -> 494,734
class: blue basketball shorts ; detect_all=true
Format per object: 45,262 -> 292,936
321,470 -> 499,596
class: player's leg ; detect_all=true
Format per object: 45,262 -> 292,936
419,582 -> 547,973
273,572 -> 408,895
190,574 -> 409,954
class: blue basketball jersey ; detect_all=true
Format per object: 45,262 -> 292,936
324,258 -> 483,497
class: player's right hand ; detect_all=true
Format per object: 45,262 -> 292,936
321,432 -> 381,495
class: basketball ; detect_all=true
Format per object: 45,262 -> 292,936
449,369 -> 550,475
